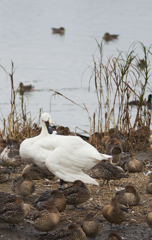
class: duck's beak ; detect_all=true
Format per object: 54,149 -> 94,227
45,120 -> 53,134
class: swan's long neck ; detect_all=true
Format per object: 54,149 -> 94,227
22,121 -> 48,146
40,121 -> 49,137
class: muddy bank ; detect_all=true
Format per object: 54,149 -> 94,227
0,151 -> 152,239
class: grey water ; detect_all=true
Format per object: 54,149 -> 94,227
0,0 -> 152,134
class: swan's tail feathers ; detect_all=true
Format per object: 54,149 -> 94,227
101,154 -> 113,159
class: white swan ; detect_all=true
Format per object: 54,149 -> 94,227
20,112 -> 112,186
20,113 -> 54,169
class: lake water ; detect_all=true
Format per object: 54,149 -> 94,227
0,0 -> 152,134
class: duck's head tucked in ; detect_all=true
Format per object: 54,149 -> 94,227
41,112 -> 53,135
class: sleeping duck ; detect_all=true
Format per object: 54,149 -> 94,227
33,205 -> 60,232
11,173 -> 35,197
33,189 -> 66,212
62,180 -> 91,208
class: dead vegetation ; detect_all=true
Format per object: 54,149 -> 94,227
0,41 -> 152,239
0,41 -> 152,152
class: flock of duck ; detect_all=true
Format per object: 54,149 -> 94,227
0,112 -> 152,239
18,80 -> 152,110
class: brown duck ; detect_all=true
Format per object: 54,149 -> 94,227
34,205 -> 60,232
22,163 -> 54,180
105,138 -> 123,165
102,198 -> 128,226
91,160 -> 129,185
81,212 -> 103,239
12,173 -> 35,197
108,232 -> 122,240
0,197 -> 30,224
33,189 -> 66,212
0,192 -> 18,211
146,211 -> 152,228
52,27 -> 65,35
115,185 -> 140,206
127,151 -> 143,172
146,173 -> 152,194
62,180 -> 91,208
19,82 -> 34,92
137,59 -> 146,70
56,126 -> 71,135
44,223 -> 86,240
0,167 -> 10,183
103,32 -> 119,41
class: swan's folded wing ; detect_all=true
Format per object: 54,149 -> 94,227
45,146 -> 87,172
45,147 -> 99,185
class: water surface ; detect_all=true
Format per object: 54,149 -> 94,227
0,0 -> 152,133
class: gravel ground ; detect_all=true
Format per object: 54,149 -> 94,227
1,151 -> 152,240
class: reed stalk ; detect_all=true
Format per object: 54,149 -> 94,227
0,61 -> 39,142
89,40 -> 152,135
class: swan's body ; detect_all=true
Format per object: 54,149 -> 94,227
20,112 -> 112,186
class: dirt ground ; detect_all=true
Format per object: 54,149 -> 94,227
1,151 -> 152,240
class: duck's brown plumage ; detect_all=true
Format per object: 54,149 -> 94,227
44,223 -> 86,240
137,59 -> 146,70
108,232 -> 122,240
19,82 -> 34,92
62,180 -> 91,206
91,161 -> 129,184
127,151 -> 143,172
146,173 -> 152,194
102,198 -> 128,225
103,32 -> 119,41
22,164 -> 55,180
146,211 -> 152,228
0,191 -> 17,202
0,192 -> 18,212
81,212 -> 103,238
105,138 -> 122,154
0,168 -> 10,183
33,189 -> 66,212
105,138 -> 123,165
34,205 -> 60,232
0,197 -> 30,224
115,185 -> 140,206
52,27 -> 65,35
12,173 -> 35,197
56,126 -> 71,135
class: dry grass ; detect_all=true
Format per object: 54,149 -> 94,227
0,42 -> 152,148
0,61 -> 42,143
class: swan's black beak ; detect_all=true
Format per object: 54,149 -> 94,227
7,139 -> 12,149
45,121 -> 53,134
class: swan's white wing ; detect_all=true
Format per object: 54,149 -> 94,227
45,146 -> 99,185
20,132 -> 112,184
36,134 -> 111,169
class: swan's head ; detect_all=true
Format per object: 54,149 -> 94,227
41,112 -> 53,134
